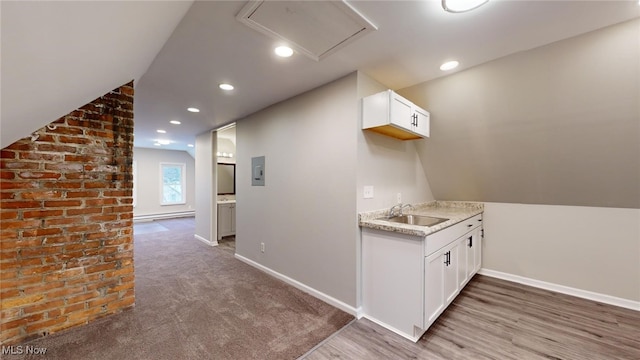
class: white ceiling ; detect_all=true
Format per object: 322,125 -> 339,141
0,0 -> 193,148
2,1 -> 639,151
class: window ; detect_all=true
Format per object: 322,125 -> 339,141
160,163 -> 186,205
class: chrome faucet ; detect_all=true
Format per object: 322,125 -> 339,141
388,203 -> 414,218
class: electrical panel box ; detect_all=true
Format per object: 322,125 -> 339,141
251,156 -> 265,186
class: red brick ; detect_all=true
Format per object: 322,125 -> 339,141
0,171 -> 15,179
43,200 -> 82,207
42,181 -> 82,189
19,152 -> 64,161
23,299 -> 66,314
46,286 -> 85,300
21,228 -> 63,237
21,281 -> 65,296
36,144 -> 77,153
17,171 -> 61,180
0,219 -> 40,230
25,316 -> 67,333
66,207 -> 102,216
21,190 -> 63,200
1,238 -> 42,250
0,200 -> 41,209
1,161 -> 39,170
66,190 -> 100,198
0,82 -> 134,344
67,291 -> 99,305
0,210 -> 19,220
0,180 -> 40,189
23,209 -> 64,218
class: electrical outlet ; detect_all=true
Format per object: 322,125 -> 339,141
260,242 -> 265,253
397,193 -> 402,204
363,186 -> 374,199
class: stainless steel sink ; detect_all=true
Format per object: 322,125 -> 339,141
381,214 -> 449,227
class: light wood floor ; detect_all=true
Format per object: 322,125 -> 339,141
304,275 -> 640,360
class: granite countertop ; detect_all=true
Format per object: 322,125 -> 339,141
359,201 -> 484,237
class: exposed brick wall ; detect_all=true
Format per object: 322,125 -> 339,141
0,82 -> 135,345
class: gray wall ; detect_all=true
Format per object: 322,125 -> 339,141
195,130 -> 216,243
483,203 -> 640,302
399,18 -> 640,209
236,73 -> 359,307
356,73 -> 434,212
133,147 -> 195,218
396,19 -> 640,302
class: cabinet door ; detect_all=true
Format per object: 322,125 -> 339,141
217,204 -> 232,239
443,242 -> 459,304
424,250 -> 445,327
230,205 -> 236,233
474,227 -> 482,273
389,92 -> 415,131
458,237 -> 469,289
463,227 -> 482,279
413,107 -> 430,137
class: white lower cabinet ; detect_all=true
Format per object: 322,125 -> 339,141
362,213 -> 483,342
217,203 -> 235,240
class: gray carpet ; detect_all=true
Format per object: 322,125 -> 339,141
7,218 -> 353,359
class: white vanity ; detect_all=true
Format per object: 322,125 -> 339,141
359,201 -> 483,342
217,200 -> 236,240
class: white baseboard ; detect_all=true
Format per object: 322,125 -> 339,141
194,234 -> 218,247
479,268 -> 640,311
234,254 -> 358,316
133,211 -> 195,222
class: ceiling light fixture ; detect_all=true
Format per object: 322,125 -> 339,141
156,129 -> 167,134
442,0 -> 488,13
170,120 -> 181,125
187,107 -> 200,113
274,46 -> 294,57
219,83 -> 234,91
187,144 -> 194,148
154,143 -> 161,146
440,60 -> 459,71
157,139 -> 171,145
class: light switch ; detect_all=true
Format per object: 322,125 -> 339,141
363,186 -> 374,199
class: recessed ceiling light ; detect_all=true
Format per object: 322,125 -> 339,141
442,0 -> 489,13
274,46 -> 294,57
187,144 -> 194,148
156,129 -> 166,134
187,107 -> 200,113
157,139 -> 171,145
440,60 -> 459,71
219,83 -> 234,91
170,120 -> 181,125
154,143 -> 161,146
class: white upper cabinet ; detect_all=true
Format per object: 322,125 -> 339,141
362,90 -> 430,140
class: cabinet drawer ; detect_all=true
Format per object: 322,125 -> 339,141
425,214 -> 482,255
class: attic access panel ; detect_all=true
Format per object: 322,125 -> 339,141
237,0 -> 377,61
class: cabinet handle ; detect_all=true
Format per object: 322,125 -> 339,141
467,224 -> 473,228
444,251 -> 451,266
468,236 -> 473,248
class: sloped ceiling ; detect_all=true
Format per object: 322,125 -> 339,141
133,1 -> 640,151
399,19 -> 640,209
0,0 -> 193,148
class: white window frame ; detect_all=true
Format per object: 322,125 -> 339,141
160,162 -> 186,206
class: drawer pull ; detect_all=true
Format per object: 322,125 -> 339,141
467,224 -> 473,227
